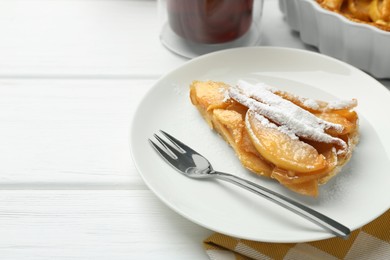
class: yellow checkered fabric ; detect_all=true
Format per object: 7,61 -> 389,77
204,209 -> 390,259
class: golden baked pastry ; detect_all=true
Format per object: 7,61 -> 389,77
190,80 -> 359,197
317,0 -> 390,31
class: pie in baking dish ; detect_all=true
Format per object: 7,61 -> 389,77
190,80 -> 359,197
317,0 -> 390,31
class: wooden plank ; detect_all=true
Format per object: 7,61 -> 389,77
0,0 -> 185,77
0,190 -> 212,259
0,79 -> 154,188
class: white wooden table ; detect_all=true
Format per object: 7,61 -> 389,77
1,0 -> 389,259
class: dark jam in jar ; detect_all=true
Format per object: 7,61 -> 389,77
167,0 -> 253,44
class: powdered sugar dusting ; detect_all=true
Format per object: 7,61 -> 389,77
219,87 -> 230,103
327,99 -> 357,110
263,82 -> 356,111
252,110 -> 299,140
302,98 -> 320,110
229,80 -> 348,152
235,80 -> 343,132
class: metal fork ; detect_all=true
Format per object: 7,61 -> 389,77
149,130 -> 350,239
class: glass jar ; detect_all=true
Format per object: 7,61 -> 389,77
158,0 -> 264,58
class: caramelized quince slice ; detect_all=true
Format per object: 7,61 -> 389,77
245,110 -> 327,173
271,147 -> 337,184
189,80 -> 230,111
333,109 -> 358,123
315,112 -> 355,135
213,109 -> 273,177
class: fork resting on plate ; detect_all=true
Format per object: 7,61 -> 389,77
149,130 -> 350,239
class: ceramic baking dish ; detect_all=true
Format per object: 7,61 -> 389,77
279,0 -> 390,78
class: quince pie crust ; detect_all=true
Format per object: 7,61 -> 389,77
190,80 -> 359,197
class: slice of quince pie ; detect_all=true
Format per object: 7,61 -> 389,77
190,80 -> 359,197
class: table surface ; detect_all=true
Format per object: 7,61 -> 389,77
1,0 -> 389,259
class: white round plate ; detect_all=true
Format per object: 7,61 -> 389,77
130,47 -> 390,242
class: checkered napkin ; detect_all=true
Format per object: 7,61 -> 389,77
203,209 -> 390,259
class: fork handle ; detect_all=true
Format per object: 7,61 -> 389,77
212,171 -> 350,239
